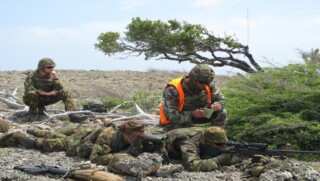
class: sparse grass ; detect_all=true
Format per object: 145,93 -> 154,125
1,70 -> 225,110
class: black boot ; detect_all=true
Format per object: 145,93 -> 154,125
38,106 -> 50,121
27,112 -> 38,122
0,132 -> 36,149
18,135 -> 37,149
27,107 -> 38,122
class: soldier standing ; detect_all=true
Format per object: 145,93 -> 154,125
159,64 -> 227,131
23,58 -> 87,122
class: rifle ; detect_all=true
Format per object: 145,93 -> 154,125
226,141 -> 320,157
200,140 -> 320,158
14,165 -> 125,181
141,134 -> 169,163
14,165 -> 68,176
141,134 -> 166,152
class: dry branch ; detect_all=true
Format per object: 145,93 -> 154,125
1,90 -> 159,125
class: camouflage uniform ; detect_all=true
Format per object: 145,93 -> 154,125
165,126 -> 238,172
23,58 -> 76,114
0,122 -> 142,166
160,64 -> 227,130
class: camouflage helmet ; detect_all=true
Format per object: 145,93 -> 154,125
203,126 -> 228,144
188,64 -> 214,83
0,119 -> 11,133
121,120 -> 145,134
37,58 -> 56,70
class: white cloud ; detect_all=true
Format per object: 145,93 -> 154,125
119,0 -> 155,10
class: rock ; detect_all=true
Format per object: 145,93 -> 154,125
154,164 -> 184,177
259,170 -> 292,181
304,166 -> 320,181
108,152 -> 162,178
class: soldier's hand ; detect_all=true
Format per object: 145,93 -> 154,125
210,102 -> 221,112
39,90 -> 58,96
50,90 -> 58,96
51,70 -> 59,79
192,109 -> 205,118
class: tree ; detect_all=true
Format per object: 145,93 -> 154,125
95,17 -> 263,73
300,48 -> 320,64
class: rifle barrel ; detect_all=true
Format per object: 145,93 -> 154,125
268,149 -> 320,154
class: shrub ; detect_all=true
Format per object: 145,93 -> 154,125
223,50 -> 320,152
100,96 -> 125,109
131,91 -> 162,113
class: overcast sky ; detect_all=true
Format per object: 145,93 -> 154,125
0,0 -> 319,74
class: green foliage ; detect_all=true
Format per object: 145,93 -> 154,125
100,96 -> 125,109
223,50 -> 320,152
99,91 -> 161,112
95,32 -> 121,56
95,17 -> 261,73
131,91 -> 161,113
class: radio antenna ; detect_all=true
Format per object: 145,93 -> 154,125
247,8 -> 250,46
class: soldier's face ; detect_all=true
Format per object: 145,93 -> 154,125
42,66 -> 54,74
190,77 -> 207,90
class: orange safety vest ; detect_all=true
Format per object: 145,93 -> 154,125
159,77 -> 212,125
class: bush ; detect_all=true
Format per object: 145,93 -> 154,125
131,91 -> 161,113
223,50 -> 320,152
100,96 -> 125,109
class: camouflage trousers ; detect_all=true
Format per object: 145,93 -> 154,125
30,125 -> 96,157
23,89 -> 76,113
0,131 -> 81,157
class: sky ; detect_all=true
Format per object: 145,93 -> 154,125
0,0 -> 319,75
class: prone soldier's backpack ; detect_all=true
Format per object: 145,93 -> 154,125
83,102 -> 108,113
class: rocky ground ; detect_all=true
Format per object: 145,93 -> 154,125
0,70 -> 319,181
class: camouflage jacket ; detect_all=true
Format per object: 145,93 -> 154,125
24,71 -> 63,95
82,125 -> 139,165
161,76 -> 226,124
165,127 -> 234,172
